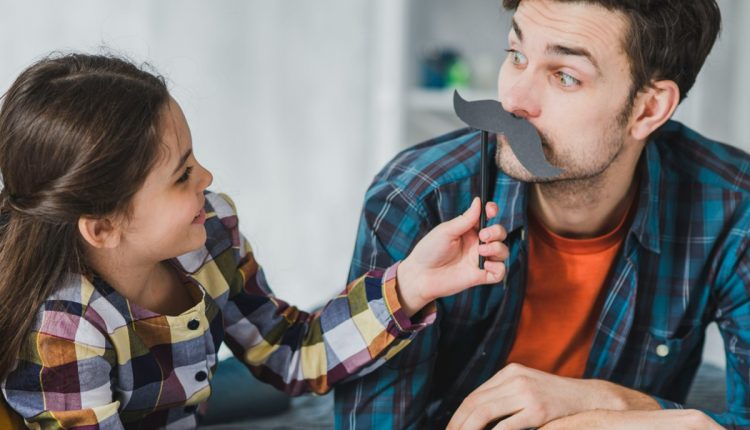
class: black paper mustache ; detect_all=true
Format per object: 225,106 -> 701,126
453,90 -> 564,178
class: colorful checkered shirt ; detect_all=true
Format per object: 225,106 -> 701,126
334,121 -> 750,429
1,192 -> 436,430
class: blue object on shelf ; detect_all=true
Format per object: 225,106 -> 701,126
421,48 -> 470,89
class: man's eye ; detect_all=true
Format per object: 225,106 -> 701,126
177,166 -> 193,183
556,71 -> 581,88
505,49 -> 527,66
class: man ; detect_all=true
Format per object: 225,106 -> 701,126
335,0 -> 744,428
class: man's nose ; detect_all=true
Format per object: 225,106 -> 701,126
500,72 -> 541,119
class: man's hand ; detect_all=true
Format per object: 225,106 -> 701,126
539,409 -> 723,430
397,197 -> 509,316
446,363 -> 660,430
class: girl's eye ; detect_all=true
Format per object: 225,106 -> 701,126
177,166 -> 193,184
505,49 -> 527,66
556,71 -> 581,88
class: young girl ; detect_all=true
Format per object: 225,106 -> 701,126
0,54 -> 506,429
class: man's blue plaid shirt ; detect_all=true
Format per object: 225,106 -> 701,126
335,120 -> 750,429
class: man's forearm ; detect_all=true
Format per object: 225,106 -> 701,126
583,379 -> 661,411
539,409 -> 723,430
447,363 -> 663,430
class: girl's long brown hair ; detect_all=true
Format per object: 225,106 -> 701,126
0,53 -> 169,378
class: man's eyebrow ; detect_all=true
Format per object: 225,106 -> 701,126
511,18 -> 523,41
511,17 -> 601,73
546,44 -> 600,72
172,148 -> 192,175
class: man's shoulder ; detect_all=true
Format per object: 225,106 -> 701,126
654,120 -> 750,194
370,128 -> 484,200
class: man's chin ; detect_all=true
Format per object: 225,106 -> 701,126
496,160 -> 559,183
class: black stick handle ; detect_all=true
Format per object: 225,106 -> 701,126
479,130 -> 489,269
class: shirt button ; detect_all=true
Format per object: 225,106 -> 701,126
656,344 -> 670,357
187,319 -> 200,330
195,370 -> 208,382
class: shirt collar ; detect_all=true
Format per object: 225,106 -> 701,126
629,139 -> 662,254
491,134 -> 662,254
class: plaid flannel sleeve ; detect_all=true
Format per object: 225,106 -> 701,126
660,233 -> 750,429
334,182 -> 441,429
208,193 -> 436,396
1,284 -> 123,430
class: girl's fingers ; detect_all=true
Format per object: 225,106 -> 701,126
481,261 -> 506,281
478,224 -> 507,243
478,242 -> 509,261
444,197 -> 481,236
485,202 -> 499,219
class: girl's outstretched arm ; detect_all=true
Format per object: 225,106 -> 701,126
202,193 -> 507,396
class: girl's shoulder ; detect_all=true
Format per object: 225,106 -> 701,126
203,191 -> 240,247
173,191 -> 250,301
205,191 -> 239,221
45,272 -> 102,309
33,273 -> 118,341
174,190 -> 243,274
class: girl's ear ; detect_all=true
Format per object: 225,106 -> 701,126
78,216 -> 122,249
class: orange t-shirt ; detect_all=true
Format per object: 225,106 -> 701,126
505,205 -> 633,378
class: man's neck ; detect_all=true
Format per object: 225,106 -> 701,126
528,143 -> 643,238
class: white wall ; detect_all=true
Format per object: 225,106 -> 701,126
0,0 -> 387,310
672,0 -> 750,150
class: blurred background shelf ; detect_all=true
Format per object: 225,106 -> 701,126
401,0 -> 509,143
407,87 -> 496,112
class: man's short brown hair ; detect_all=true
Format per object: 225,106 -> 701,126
502,0 -> 721,102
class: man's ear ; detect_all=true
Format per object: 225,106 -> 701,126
630,79 -> 680,141
78,216 -> 122,249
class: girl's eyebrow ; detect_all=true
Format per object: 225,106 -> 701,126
172,149 -> 192,175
